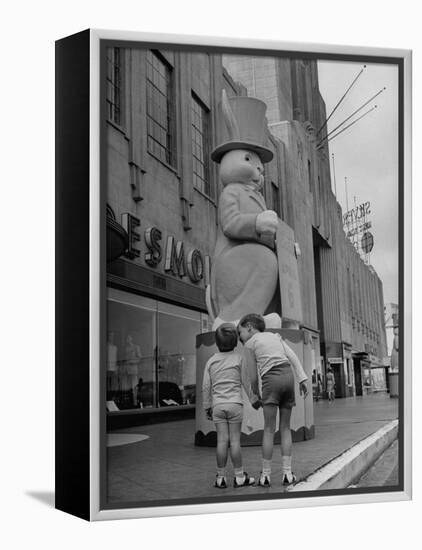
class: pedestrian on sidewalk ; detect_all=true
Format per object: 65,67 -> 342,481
202,323 -> 261,489
326,368 -> 335,403
237,313 -> 309,487
312,369 -> 322,401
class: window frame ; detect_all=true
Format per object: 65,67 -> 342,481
191,92 -> 211,198
106,47 -> 124,127
146,50 -> 176,168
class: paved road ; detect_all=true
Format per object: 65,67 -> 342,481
352,439 -> 399,488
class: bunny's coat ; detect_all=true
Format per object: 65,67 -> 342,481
210,182 -> 278,324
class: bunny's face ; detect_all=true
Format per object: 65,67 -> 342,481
219,149 -> 264,189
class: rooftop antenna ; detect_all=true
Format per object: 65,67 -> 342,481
317,87 -> 385,147
331,153 -> 337,197
353,195 -> 358,251
345,176 -> 349,214
317,65 -> 366,137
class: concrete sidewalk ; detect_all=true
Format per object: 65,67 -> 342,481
107,393 -> 399,504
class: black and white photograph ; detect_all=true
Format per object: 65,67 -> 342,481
100,36 -> 407,512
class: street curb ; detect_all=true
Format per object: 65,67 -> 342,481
287,419 -> 399,492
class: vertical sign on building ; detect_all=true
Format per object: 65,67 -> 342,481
276,220 -> 303,324
342,201 -> 374,264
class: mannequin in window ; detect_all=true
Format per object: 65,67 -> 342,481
107,331 -> 118,397
124,333 -> 142,406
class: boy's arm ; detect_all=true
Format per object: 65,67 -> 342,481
243,345 -> 260,397
240,354 -> 260,405
202,362 -> 212,411
283,340 -> 308,384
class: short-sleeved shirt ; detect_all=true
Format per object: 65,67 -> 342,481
245,332 -> 308,383
202,351 -> 255,410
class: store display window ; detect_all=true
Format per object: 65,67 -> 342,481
107,288 -> 209,411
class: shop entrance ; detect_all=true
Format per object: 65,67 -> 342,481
313,231 -> 327,375
353,358 -> 363,396
330,363 -> 343,398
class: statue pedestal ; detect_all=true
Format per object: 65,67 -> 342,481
195,329 -> 315,446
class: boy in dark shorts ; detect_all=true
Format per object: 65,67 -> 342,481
237,314 -> 309,487
202,323 -> 260,488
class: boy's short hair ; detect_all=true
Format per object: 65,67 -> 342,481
215,323 -> 238,352
238,313 -> 266,332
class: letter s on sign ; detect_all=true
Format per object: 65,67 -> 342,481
145,227 -> 162,267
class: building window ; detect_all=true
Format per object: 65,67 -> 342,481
308,160 -> 312,192
347,267 -> 353,314
191,94 -> 211,196
146,50 -> 175,166
106,47 -> 123,126
271,181 -> 281,218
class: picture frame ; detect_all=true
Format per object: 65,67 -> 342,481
55,28 -> 412,521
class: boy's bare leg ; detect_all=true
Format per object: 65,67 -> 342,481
229,422 -> 256,486
262,404 -> 278,460
280,407 -> 296,482
228,422 -> 242,469
279,407 -> 293,457
216,422 -> 229,468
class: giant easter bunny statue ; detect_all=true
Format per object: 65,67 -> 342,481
207,92 -> 281,331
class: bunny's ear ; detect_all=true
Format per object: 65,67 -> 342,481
221,89 -> 240,141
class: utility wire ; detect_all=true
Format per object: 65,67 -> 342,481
317,87 -> 385,148
317,65 -> 366,137
327,105 -> 378,144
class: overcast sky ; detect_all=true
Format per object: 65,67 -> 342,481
317,60 -> 399,305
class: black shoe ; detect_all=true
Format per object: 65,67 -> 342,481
214,476 -> 227,489
233,472 -> 256,488
257,473 -> 271,487
281,472 -> 297,485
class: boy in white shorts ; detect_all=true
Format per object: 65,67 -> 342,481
202,323 -> 261,488
238,313 -> 309,487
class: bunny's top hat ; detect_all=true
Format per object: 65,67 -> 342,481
211,91 -> 274,164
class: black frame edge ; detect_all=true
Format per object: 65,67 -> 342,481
55,29 -> 91,521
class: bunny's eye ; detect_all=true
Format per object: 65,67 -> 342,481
244,155 -> 250,161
